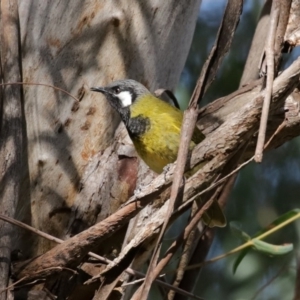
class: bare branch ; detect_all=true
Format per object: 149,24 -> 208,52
167,204 -> 205,300
0,214 -> 203,300
255,3 -> 279,162
0,82 -> 80,102
137,1 -> 243,298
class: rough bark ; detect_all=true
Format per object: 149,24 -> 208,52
0,1 -> 24,299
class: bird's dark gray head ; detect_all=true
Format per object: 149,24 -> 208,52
92,79 -> 152,137
91,79 -> 151,122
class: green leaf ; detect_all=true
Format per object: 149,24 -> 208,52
255,209 -> 300,235
232,209 -> 300,274
252,239 -> 293,255
232,248 -> 249,274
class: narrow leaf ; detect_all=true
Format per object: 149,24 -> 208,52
232,209 -> 300,273
233,249 -> 249,274
252,239 -> 293,255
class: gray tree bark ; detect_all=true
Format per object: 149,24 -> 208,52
0,1 -> 24,299
0,1 -> 202,299
17,0 -> 201,256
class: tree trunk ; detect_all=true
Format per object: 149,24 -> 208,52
1,1 -> 202,299
17,0 -> 201,254
0,1 -> 24,299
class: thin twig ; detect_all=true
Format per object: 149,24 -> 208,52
263,120 -> 286,149
135,1 -> 244,296
121,274 -> 166,288
0,215 -> 64,245
167,203 -> 200,300
255,5 -> 280,162
0,277 -> 29,295
0,267 -> 76,294
251,263 -> 287,300
139,196 -> 216,284
178,209 -> 300,273
175,156 -> 254,214
0,82 -> 80,102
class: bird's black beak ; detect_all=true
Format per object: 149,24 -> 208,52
90,87 -> 107,94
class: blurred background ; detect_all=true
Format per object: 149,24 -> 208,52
173,0 -> 300,299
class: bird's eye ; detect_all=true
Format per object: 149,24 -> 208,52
114,87 -> 121,94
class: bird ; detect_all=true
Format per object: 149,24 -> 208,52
91,79 -> 226,227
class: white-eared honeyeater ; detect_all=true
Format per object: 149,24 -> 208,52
91,79 -> 226,227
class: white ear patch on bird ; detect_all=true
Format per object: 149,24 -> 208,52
117,91 -> 132,107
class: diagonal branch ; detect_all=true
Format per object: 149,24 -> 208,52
136,1 -> 243,299
0,214 -> 202,300
255,2 -> 279,162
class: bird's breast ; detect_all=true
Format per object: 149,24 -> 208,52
130,116 -> 193,174
127,94 -> 196,173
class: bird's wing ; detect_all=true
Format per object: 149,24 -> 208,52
157,106 -> 205,145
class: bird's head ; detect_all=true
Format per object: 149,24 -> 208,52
91,79 -> 150,124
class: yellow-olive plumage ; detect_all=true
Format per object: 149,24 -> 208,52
129,93 -> 204,173
91,79 -> 226,227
